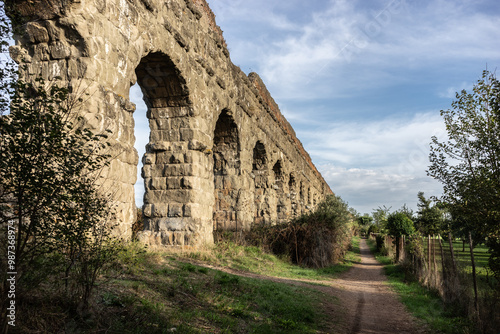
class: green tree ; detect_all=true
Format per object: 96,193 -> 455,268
372,205 -> 391,231
387,211 -> 415,261
0,9 -> 119,330
357,214 -> 373,226
428,70 -> 500,279
415,192 -> 444,236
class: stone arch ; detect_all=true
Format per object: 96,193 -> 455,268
136,52 -> 204,246
213,109 -> 240,232
9,0 -> 333,247
252,141 -> 269,225
135,52 -> 190,108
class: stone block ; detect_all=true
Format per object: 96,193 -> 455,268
170,153 -> 184,164
147,141 -> 171,151
143,204 -> 153,218
33,44 -> 50,61
187,139 -> 207,152
182,203 -> 199,218
152,204 -> 168,217
163,164 -> 193,177
168,203 -> 183,217
180,128 -> 211,143
161,231 -> 173,245
151,177 -> 167,190
26,22 -> 50,44
143,153 -> 156,165
164,189 -> 194,203
144,190 -> 167,203
49,41 -> 71,59
181,176 -> 203,190
149,106 -> 191,118
173,232 -> 184,246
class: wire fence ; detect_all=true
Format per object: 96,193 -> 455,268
370,233 -> 500,334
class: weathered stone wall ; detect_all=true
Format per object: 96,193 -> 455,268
8,0 -> 332,247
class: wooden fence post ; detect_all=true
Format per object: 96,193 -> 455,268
468,231 -> 479,313
428,235 -> 431,276
448,232 -> 457,274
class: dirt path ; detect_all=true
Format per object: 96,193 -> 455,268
329,238 -> 427,334
193,238 -> 428,333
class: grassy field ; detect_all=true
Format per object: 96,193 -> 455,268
420,237 -> 496,289
451,241 -> 491,277
15,237 -> 361,333
184,236 -> 361,281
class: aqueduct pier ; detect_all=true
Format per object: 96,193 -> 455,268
7,0 -> 333,246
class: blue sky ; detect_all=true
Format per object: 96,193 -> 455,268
132,0 -> 500,215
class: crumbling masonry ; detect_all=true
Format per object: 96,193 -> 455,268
7,0 -> 332,246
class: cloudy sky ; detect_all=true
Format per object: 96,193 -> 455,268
132,0 -> 500,215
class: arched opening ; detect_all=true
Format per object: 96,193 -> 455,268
253,141 -> 267,173
135,52 -> 190,108
131,52 -> 194,245
130,84 -> 148,224
300,181 -> 305,214
272,160 -> 283,184
273,160 -> 286,222
289,172 -> 297,217
252,141 -> 269,225
307,187 -> 311,210
213,109 -> 240,232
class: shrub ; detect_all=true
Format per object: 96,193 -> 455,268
375,234 -> 386,253
368,224 -> 380,235
0,73 -> 119,324
246,195 -> 354,268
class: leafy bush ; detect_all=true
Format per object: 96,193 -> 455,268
387,212 -> 415,237
368,224 -> 380,235
0,72 -> 120,325
375,234 -> 386,253
246,195 -> 354,268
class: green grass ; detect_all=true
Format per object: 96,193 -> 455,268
94,244 -> 338,333
366,238 -> 474,334
16,237 -> 362,333
90,262 -> 308,333
451,241 -> 491,276
105,236 -> 361,333
185,236 -> 362,282
418,238 -> 497,291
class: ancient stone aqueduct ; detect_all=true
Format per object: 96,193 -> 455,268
8,0 -> 332,246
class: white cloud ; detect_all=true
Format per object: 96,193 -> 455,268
319,164 -> 443,215
302,111 -> 446,171
438,82 -> 473,99
300,111 -> 447,213
213,0 -> 500,100
130,0 -> 498,214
